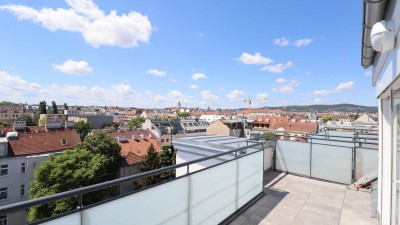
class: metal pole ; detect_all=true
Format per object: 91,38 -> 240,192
310,138 -> 313,177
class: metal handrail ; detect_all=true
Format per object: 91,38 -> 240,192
0,142 -> 263,217
275,134 -> 378,146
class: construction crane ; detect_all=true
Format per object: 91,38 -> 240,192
243,96 -> 267,109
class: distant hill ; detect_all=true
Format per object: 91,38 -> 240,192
261,104 -> 378,113
0,101 -> 18,106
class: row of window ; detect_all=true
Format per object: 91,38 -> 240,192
0,163 -> 26,176
0,185 -> 25,200
0,114 -> 19,117
160,138 -> 170,143
182,122 -> 208,127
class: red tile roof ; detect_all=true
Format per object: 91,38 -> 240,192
253,116 -> 318,133
8,130 -> 81,156
106,131 -> 161,165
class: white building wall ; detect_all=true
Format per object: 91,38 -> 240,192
0,153 -> 58,225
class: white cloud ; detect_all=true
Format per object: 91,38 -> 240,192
169,79 -> 177,83
237,52 -> 273,65
146,69 -> 166,77
226,90 -> 245,101
219,88 -> 226,92
192,73 -> 207,81
200,90 -> 219,100
53,60 -> 92,75
364,71 -> 373,77
336,81 -> 354,91
275,78 -> 286,84
256,92 -> 269,100
273,37 -> 289,47
294,38 -> 312,47
305,72 -> 311,76
167,90 -> 183,98
0,70 -> 145,106
189,84 -> 199,89
272,80 -> 299,93
314,98 -> 321,104
0,0 -> 153,48
313,81 -> 354,96
261,61 -> 293,73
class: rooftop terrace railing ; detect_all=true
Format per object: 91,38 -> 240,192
0,142 -> 265,225
275,133 -> 378,184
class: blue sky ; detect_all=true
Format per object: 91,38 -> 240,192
0,0 -> 376,108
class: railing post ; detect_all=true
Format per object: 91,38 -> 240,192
188,175 -> 192,225
235,156 -> 239,211
309,138 -> 313,177
78,194 -> 83,225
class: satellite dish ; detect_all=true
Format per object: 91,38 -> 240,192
371,20 -> 395,52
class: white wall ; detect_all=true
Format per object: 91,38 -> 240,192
0,153 -> 58,225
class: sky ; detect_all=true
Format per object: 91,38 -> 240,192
0,0 -> 376,108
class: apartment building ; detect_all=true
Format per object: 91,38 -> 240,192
0,123 -> 80,225
0,105 -> 24,121
361,0 -> 400,223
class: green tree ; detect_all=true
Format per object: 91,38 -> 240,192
260,132 -> 276,141
76,132 -> 122,178
159,144 -> 176,180
75,121 -> 94,141
51,101 -> 58,114
27,149 -> 108,223
127,117 -> 145,129
0,121 -> 9,127
136,144 -> 162,188
178,112 -> 190,118
39,101 -> 47,114
17,114 -> 37,126
63,103 -> 69,110
322,116 -> 337,123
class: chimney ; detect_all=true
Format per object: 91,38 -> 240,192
140,134 -> 144,140
132,135 -> 135,140
148,133 -> 152,139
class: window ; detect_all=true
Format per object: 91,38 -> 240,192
0,215 -> 6,225
0,188 -> 7,200
166,138 -> 169,142
61,139 -> 68,145
0,165 -> 8,176
21,162 -> 26,174
20,185 -> 25,196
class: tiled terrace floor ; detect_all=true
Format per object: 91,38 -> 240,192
229,171 -> 377,225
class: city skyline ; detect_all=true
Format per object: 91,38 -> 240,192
0,0 -> 375,108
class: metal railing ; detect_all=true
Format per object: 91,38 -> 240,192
274,132 -> 378,184
0,142 -> 265,225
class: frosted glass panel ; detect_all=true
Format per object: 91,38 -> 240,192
311,145 -> 352,184
82,177 -> 189,225
356,148 -> 378,179
40,212 -> 81,225
276,140 -> 311,176
190,160 -> 237,225
238,151 -> 263,208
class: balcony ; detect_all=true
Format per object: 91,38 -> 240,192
0,132 -> 378,225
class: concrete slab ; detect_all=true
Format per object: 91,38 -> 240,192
228,171 -> 377,225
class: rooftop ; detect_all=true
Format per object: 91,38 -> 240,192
229,171 -> 376,225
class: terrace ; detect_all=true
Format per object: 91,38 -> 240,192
229,171 -> 376,225
0,131 -> 378,225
